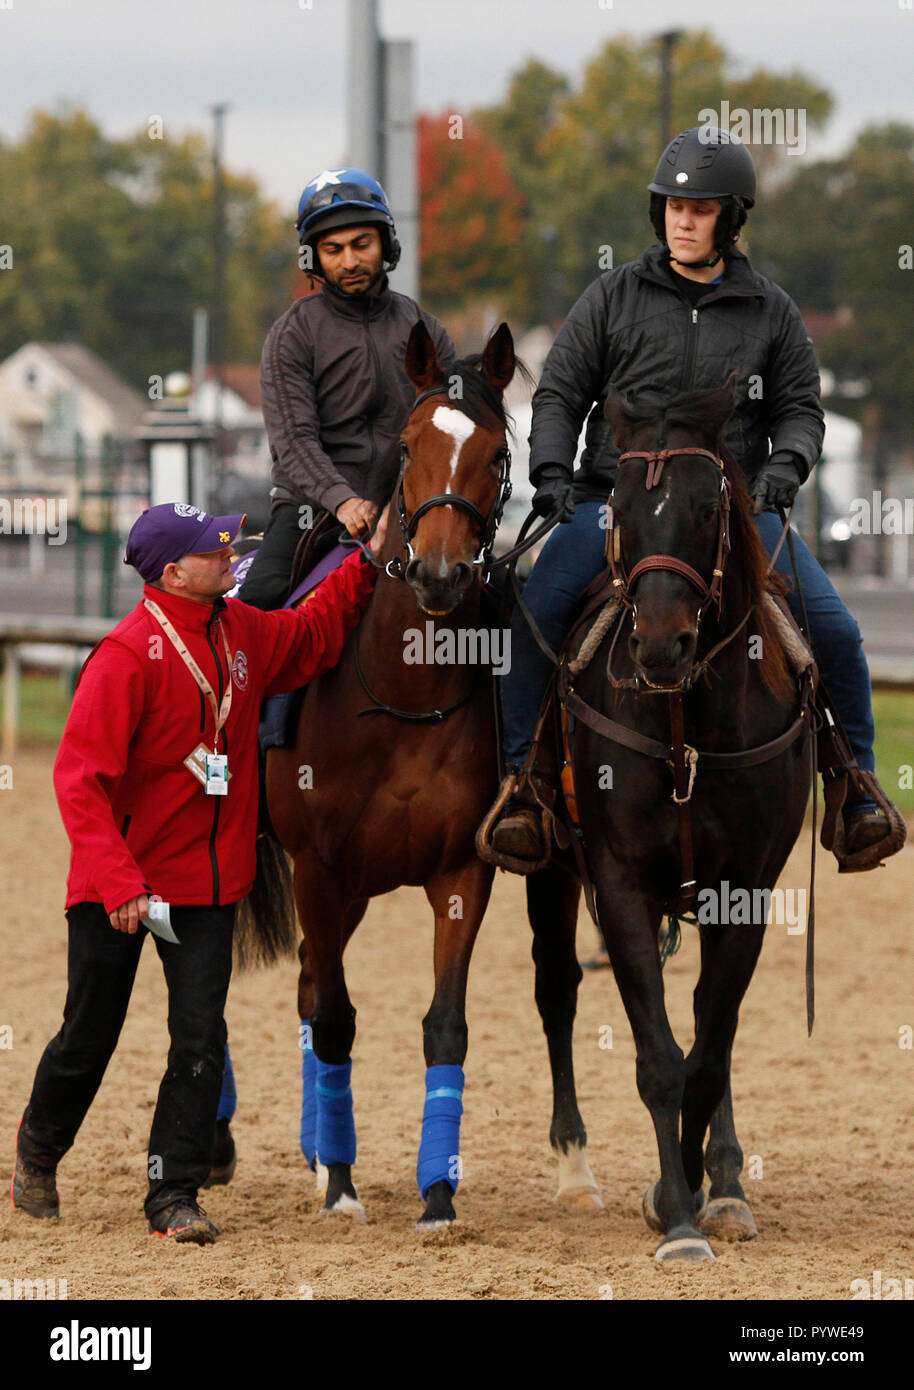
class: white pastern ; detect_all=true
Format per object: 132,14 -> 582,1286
321,1192 -> 367,1220
314,1160 -> 329,1194
430,405 -> 476,494
555,1140 -> 604,1208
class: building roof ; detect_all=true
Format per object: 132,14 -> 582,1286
205,363 -> 262,408
37,342 -> 148,426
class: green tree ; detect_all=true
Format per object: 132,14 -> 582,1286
0,107 -> 293,390
472,31 -> 832,317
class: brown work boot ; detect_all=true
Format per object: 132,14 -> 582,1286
833,774 -> 907,872
11,1152 -> 59,1219
843,806 -> 891,856
491,796 -> 546,862
476,770 -> 550,873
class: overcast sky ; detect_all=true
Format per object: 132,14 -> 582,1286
2,0 -> 911,213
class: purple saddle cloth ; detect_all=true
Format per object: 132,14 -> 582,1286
228,542 -> 348,607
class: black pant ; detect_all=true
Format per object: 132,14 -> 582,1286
238,502 -> 306,611
18,901 -> 235,1223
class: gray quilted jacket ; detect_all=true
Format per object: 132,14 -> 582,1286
261,277 -> 455,514
530,244 -> 825,500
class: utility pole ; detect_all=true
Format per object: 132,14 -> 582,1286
348,1 -> 417,300
657,31 -> 683,149
210,102 -> 230,483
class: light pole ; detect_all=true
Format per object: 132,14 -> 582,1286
210,102 -> 231,484
657,31 -> 684,149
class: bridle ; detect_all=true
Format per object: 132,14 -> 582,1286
605,446 -> 741,694
385,384 -> 512,580
607,447 -> 731,620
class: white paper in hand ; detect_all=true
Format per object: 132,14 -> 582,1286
143,900 -> 180,945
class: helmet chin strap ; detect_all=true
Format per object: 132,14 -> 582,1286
669,250 -> 723,270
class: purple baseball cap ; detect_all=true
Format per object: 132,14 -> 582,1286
124,503 -> 247,582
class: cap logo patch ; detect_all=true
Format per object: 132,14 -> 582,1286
219,531 -> 231,543
676,172 -> 689,184
173,503 -> 205,519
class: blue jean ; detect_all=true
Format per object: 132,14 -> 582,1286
500,502 -> 876,804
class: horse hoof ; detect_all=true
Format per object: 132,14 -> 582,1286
320,1192 -> 366,1220
557,1187 -> 604,1211
699,1196 -> 758,1242
415,1217 -> 455,1234
555,1142 -> 604,1209
655,1234 -> 715,1264
643,1182 -> 707,1234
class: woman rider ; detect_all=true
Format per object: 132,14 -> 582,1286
486,127 -> 899,871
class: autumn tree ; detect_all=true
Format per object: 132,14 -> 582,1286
417,112 -> 526,318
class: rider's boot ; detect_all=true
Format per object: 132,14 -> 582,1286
818,699 -> 906,871
492,771 -> 546,862
477,763 -> 550,874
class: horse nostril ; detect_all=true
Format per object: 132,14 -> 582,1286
628,631 -> 642,663
676,629 -> 698,664
405,558 -> 423,586
452,562 -> 472,591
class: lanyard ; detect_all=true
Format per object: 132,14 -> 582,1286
144,598 -> 233,752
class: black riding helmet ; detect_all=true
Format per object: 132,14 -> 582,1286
648,127 -> 757,263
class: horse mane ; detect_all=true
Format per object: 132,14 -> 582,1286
444,350 -> 534,440
621,385 -> 794,702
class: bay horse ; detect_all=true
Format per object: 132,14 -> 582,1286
527,380 -> 814,1262
262,321 -> 517,1228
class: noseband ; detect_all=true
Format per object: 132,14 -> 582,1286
607,448 -> 732,620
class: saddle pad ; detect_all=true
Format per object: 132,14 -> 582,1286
284,542 -> 349,609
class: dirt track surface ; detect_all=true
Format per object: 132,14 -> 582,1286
2,748 -> 912,1301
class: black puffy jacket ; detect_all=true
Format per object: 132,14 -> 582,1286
530,244 -> 825,500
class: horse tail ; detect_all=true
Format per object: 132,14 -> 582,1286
233,826 -> 299,971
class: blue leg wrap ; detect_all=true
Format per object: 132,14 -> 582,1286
299,1020 -> 317,1165
416,1065 -> 465,1199
216,1040 -> 237,1123
315,1057 -> 356,1166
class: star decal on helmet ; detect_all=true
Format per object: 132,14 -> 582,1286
308,168 -> 348,192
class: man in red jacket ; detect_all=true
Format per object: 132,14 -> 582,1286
11,500 -> 385,1243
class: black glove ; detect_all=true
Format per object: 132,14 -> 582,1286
531,466 -> 575,523
751,452 -> 804,513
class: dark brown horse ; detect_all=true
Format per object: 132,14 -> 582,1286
264,321 -> 516,1228
526,380 -> 813,1261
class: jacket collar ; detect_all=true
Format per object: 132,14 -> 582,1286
634,243 -> 765,303
319,274 -> 392,320
143,583 -> 227,633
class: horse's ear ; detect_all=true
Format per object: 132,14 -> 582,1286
606,389 -> 637,448
405,320 -> 445,393
481,322 -> 515,392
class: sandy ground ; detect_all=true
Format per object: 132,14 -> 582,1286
1,747 -> 912,1302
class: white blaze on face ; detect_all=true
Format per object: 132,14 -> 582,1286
430,405 -> 476,493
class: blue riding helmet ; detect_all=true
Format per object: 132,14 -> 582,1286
296,167 -> 401,269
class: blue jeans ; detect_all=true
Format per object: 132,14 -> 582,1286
500,502 -> 876,805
